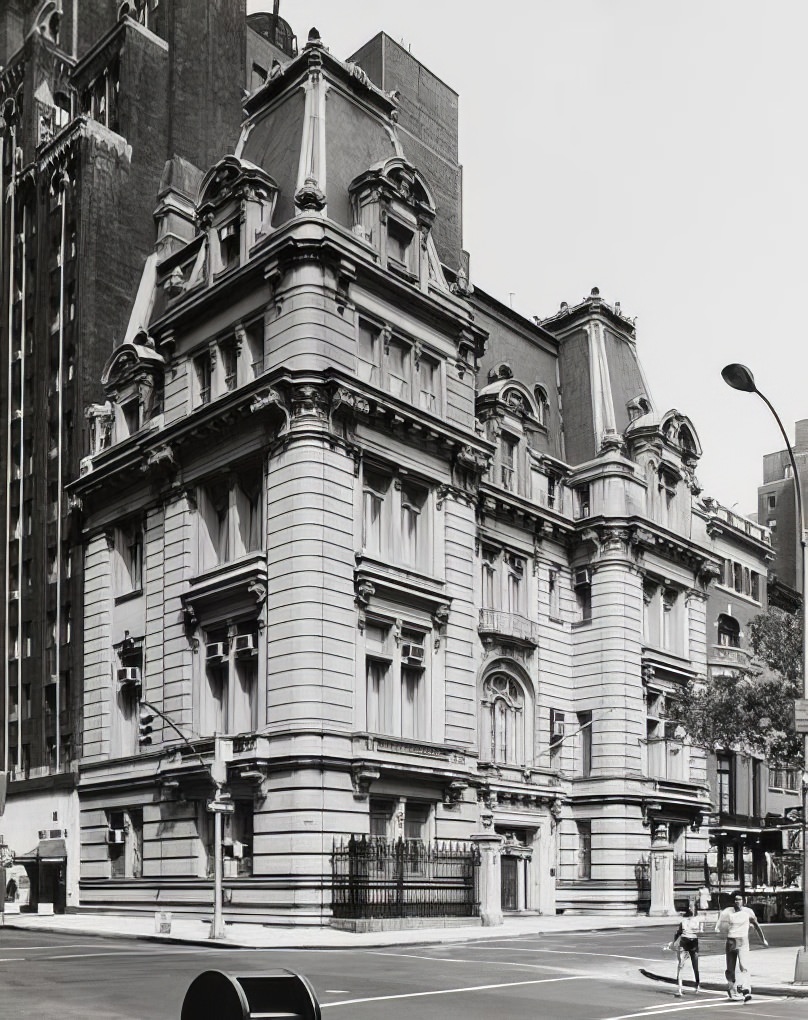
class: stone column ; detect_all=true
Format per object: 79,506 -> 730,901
472,831 -> 504,926
649,831 -> 676,916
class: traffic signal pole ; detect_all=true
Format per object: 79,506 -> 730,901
138,700 -> 229,940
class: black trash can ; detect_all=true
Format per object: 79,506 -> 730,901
181,968 -> 321,1020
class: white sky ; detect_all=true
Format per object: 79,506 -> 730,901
248,1 -> 808,517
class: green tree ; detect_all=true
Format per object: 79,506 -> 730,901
669,607 -> 803,768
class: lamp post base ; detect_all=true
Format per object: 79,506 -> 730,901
794,947 -> 808,984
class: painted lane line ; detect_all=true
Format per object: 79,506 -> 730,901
22,947 -> 225,961
320,974 -> 594,1008
454,945 -> 656,962
364,950 -> 586,974
0,943 -> 113,951
600,998 -> 784,1020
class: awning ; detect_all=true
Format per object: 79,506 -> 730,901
710,826 -> 785,850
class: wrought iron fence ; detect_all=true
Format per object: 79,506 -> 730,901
331,835 -> 480,919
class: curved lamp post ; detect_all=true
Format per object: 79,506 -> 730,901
722,364 -> 808,982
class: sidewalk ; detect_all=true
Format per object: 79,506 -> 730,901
1,908 -> 674,949
3,909 -> 806,997
641,941 -> 808,999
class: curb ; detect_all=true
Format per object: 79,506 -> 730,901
1,916 -> 676,951
640,968 -> 808,999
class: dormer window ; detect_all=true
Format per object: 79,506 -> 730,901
121,398 -> 140,437
218,220 -> 240,272
197,158 -> 279,284
534,386 -> 550,427
349,157 -> 437,293
500,434 -> 517,492
387,219 -> 414,274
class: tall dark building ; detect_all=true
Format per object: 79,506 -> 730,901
0,0 -> 247,911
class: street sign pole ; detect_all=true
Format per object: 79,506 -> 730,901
208,736 -> 228,941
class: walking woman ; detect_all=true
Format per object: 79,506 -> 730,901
666,907 -> 701,996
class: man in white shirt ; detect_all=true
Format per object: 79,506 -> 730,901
714,891 -> 769,1002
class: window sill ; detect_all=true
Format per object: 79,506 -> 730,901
571,619 -> 592,629
114,588 -> 143,605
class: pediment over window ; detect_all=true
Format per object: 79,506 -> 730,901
349,156 -> 436,224
476,379 -> 541,424
196,155 -> 279,226
95,333 -> 165,444
101,332 -> 165,391
625,408 -> 702,461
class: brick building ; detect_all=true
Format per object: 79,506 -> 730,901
0,0 -> 254,912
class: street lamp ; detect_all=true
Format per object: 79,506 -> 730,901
722,363 -> 808,982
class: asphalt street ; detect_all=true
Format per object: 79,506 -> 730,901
0,924 -> 804,1020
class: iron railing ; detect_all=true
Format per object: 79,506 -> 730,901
331,835 -> 480,919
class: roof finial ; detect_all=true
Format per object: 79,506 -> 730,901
306,27 -> 323,49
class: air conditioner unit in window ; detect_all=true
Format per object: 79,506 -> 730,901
572,567 -> 592,588
107,828 -> 125,845
512,559 -> 524,575
206,642 -> 227,664
233,634 -> 257,658
117,666 -> 140,686
401,641 -> 425,665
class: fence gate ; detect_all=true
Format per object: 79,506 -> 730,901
331,835 -> 480,920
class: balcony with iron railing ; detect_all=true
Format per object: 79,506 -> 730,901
478,608 -> 541,647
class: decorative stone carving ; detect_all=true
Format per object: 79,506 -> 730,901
330,387 -> 369,421
294,175 -> 326,212
698,560 -> 722,587
443,780 -> 467,807
351,764 -> 380,800
451,264 -> 473,297
141,445 -> 176,474
247,580 -> 267,606
250,387 -> 285,418
436,485 -> 452,510
432,603 -> 450,649
455,445 -> 490,474
355,580 -> 375,608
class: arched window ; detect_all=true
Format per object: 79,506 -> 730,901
717,613 -> 740,648
534,386 -> 549,427
481,673 -> 526,765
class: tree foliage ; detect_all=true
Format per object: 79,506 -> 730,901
669,607 -> 803,768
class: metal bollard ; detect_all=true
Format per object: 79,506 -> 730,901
180,968 -> 321,1020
